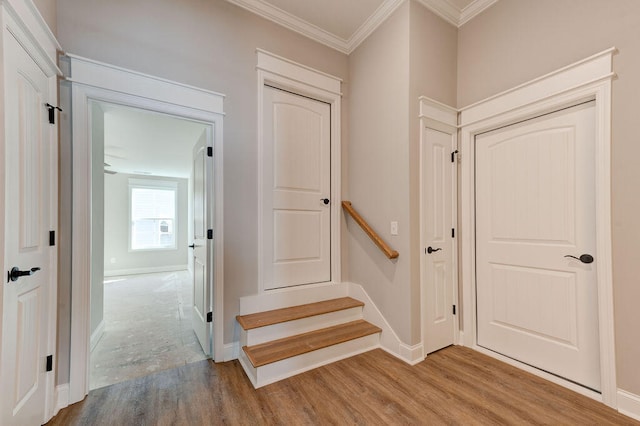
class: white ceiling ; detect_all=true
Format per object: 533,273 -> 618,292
226,0 -> 497,53
101,103 -> 207,179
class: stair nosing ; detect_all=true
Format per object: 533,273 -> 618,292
242,319 -> 381,368
236,297 -> 365,330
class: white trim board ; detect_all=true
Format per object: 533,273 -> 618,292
618,390 -> 640,421
65,54 -> 226,405
256,49 -> 342,294
459,48 -> 617,407
225,0 -> 497,54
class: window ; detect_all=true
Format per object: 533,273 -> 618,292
129,179 -> 178,250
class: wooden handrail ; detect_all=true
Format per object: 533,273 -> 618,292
342,201 -> 399,259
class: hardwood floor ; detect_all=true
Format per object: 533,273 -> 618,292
48,346 -> 637,425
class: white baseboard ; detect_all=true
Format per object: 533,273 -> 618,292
224,341 -> 239,362
103,264 -> 188,277
90,320 -> 105,352
347,282 -> 424,365
54,384 -> 70,416
618,389 -> 640,421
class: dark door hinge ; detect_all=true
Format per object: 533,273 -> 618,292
46,103 -> 62,125
207,229 -> 213,240
451,150 -> 459,163
49,230 -> 55,246
451,228 -> 455,238
46,355 -> 53,372
453,305 -> 456,315
207,147 -> 213,157
206,312 -> 213,323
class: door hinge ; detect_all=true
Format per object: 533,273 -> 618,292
207,312 -> 213,323
46,103 -> 62,125
49,230 -> 56,246
451,228 -> 455,238
452,305 -> 456,315
207,147 -> 213,157
451,150 -> 459,163
46,355 -> 53,372
207,229 -> 213,240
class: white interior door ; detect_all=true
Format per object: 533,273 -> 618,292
475,102 -> 600,391
1,33 -> 53,424
262,86 -> 331,290
191,136 -> 212,356
422,127 -> 456,354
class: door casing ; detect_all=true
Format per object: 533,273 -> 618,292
459,48 -> 616,406
65,54 -> 225,404
256,49 -> 342,293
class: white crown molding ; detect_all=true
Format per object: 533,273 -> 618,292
416,0 -> 497,27
346,0 -> 405,53
225,0 -> 351,53
225,0 -> 497,55
459,0 -> 498,26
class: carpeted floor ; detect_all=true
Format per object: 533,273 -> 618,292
90,270 -> 207,390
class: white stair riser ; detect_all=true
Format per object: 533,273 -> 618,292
243,307 -> 364,346
247,333 -> 380,388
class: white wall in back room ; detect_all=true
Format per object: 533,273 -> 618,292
104,173 -> 189,276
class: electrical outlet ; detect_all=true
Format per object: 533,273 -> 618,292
390,221 -> 398,236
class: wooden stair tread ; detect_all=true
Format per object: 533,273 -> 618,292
236,297 -> 364,330
242,320 -> 381,367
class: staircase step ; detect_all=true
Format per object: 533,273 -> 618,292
242,319 -> 381,368
236,297 -> 364,330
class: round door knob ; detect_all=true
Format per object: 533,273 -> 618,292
321,198 -> 330,205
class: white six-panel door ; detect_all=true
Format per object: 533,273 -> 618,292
422,127 -> 456,354
262,86 -> 331,290
475,102 -> 600,391
1,32 -> 53,425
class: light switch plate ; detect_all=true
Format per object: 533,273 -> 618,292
390,221 -> 398,236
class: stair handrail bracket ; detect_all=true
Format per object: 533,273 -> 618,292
342,201 -> 399,260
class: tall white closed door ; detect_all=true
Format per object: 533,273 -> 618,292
262,86 -> 331,290
1,33 -> 53,425
423,127 -> 456,354
475,102 -> 600,391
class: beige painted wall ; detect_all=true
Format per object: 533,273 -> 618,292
55,0 -> 349,379
458,0 -> 640,395
32,0 -> 56,35
347,1 -> 457,345
348,2 -> 412,343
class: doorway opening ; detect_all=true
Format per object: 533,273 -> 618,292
89,102 -> 209,389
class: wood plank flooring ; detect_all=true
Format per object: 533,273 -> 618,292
236,297 -> 364,330
243,319 -> 381,367
48,346 -> 638,426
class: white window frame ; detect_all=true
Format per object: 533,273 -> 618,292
128,178 -> 179,252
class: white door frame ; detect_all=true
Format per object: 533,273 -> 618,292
459,48 -> 617,406
256,49 -> 342,292
65,54 -> 225,404
418,96 -> 460,355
